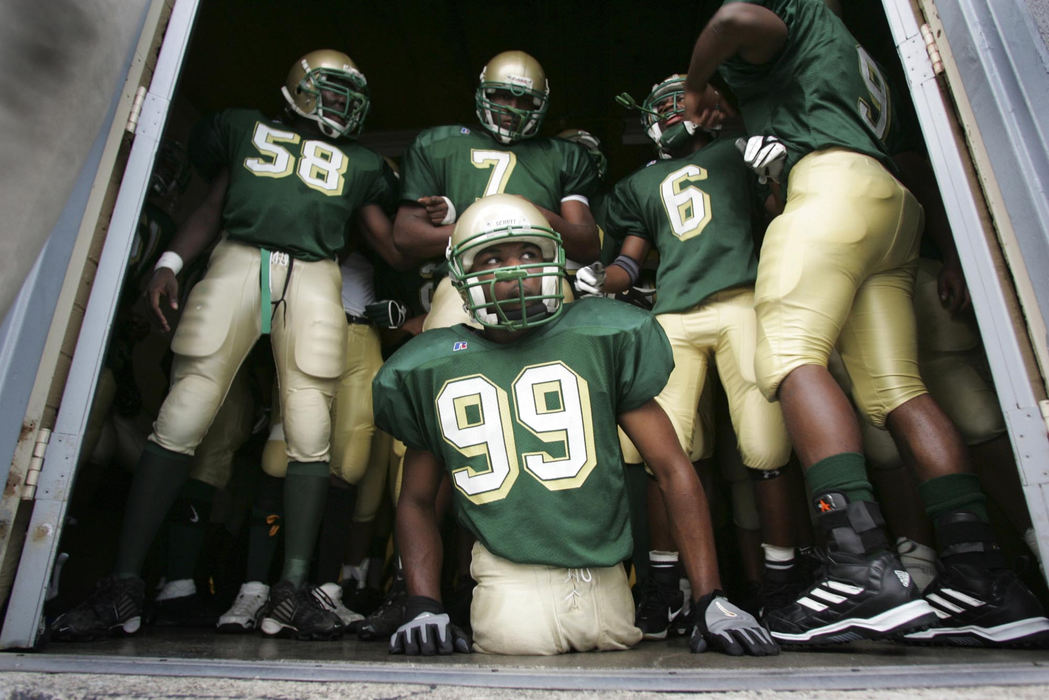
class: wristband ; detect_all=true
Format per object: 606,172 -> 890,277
154,251 -> 184,276
612,254 -> 641,286
439,196 -> 457,226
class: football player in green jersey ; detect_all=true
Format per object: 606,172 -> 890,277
580,74 -> 801,637
373,194 -> 778,657
683,0 -> 1049,647
392,50 -> 602,332
51,50 -> 403,642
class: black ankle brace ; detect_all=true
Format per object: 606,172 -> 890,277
814,492 -> 888,555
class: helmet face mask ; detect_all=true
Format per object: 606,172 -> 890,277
640,74 -> 697,158
475,51 -> 550,144
281,50 -> 370,138
448,195 -> 565,331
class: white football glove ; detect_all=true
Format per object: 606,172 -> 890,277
735,135 -> 787,184
574,262 -> 606,296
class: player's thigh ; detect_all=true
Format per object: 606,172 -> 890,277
331,324 -> 383,483
753,150 -> 921,398
270,257 -> 344,462
469,542 -> 639,655
654,310 -> 713,455
838,264 -> 926,428
156,242 -> 262,451
713,289 -> 790,470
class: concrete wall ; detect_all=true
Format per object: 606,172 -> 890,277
0,0 -> 149,324
1026,0 -> 1049,49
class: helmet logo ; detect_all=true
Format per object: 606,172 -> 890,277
507,74 -> 534,90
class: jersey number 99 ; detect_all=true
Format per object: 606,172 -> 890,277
436,361 -> 598,505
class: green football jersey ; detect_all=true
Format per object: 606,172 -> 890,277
373,296 -> 673,568
190,109 -> 397,261
400,125 -> 600,216
603,138 -> 760,314
719,0 -> 896,178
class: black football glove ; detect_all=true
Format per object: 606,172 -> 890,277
365,299 -> 408,329
689,590 -> 779,656
388,595 -> 471,656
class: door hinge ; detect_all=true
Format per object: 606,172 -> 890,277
125,85 -> 148,134
21,428 -> 52,500
920,23 -> 945,76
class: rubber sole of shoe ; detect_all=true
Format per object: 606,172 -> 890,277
215,621 -> 255,634
902,615 -> 1049,648
259,618 -> 344,641
771,599 -> 937,646
50,616 -> 141,642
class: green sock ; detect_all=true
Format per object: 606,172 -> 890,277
113,442 -> 192,578
280,461 -> 330,586
918,473 -> 989,523
164,478 -> 215,581
245,473 -> 283,583
805,452 -> 875,503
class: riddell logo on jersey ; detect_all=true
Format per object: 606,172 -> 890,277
453,341 -> 468,352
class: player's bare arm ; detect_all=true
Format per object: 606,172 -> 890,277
684,3 -> 787,122
532,198 -> 601,262
620,399 -> 779,656
146,167 -> 229,332
618,399 -> 721,599
396,447 -> 446,602
603,236 -> 650,295
391,446 -> 472,655
392,201 -> 456,261
357,203 -> 413,271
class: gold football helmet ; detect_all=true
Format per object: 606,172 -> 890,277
475,51 -> 550,144
447,194 -> 565,330
556,128 -> 607,180
281,49 -> 370,138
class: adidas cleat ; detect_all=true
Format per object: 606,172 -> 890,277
763,550 -> 936,646
904,564 -> 1049,647
259,580 -> 345,641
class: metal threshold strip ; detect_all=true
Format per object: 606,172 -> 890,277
2,649 -> 1048,692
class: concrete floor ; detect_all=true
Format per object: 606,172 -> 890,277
1,627 -> 1048,697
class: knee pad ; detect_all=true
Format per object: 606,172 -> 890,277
261,423 -> 289,478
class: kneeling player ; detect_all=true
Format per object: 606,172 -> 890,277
372,194 -> 777,656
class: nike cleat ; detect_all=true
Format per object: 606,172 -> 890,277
49,576 -> 145,641
634,576 -> 687,640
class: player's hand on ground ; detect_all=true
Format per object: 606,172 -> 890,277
689,590 -> 779,656
389,596 -> 471,656
146,267 -> 179,332
735,135 -> 787,184
574,262 -> 606,296
365,299 -> 408,329
418,196 -> 455,225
